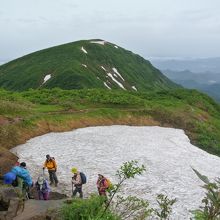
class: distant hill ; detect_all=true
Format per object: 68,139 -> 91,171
151,57 -> 220,73
150,57 -> 220,102
198,83 -> 220,102
0,39 -> 178,91
161,69 -> 220,102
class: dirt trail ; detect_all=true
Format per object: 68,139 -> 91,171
13,199 -> 65,220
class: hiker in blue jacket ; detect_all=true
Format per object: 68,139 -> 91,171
11,162 -> 33,198
11,162 -> 33,186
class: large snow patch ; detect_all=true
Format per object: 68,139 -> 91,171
11,126 -> 220,219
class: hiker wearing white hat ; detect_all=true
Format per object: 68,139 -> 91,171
35,176 -> 50,200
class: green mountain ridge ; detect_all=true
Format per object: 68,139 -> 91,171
0,39 -> 178,91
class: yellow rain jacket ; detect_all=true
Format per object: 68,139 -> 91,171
44,159 -> 57,171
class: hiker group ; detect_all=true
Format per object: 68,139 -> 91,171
3,154 -> 112,200
3,154 -> 56,200
71,168 -> 111,199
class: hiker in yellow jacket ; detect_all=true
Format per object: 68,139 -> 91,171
43,154 -> 58,187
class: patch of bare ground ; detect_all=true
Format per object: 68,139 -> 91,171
0,147 -> 18,175
0,116 -> 23,126
0,116 -> 9,126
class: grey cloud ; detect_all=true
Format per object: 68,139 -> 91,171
17,18 -> 41,23
1,0 -> 220,62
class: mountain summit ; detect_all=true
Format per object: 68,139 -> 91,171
0,39 -> 178,91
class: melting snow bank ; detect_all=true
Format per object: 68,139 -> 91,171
132,85 -> 137,91
81,46 -> 88,54
11,126 -> 220,219
90,40 -> 106,45
43,74 -> 51,84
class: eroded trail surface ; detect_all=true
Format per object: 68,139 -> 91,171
13,199 -> 65,220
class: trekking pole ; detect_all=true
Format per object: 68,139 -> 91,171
42,168 -> 46,178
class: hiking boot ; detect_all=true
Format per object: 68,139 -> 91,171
28,194 -> 34,199
55,183 -> 58,187
49,182 -> 54,186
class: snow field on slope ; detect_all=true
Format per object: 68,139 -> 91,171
43,74 -> 51,84
107,73 -> 126,90
81,46 -> 88,54
11,126 -> 220,219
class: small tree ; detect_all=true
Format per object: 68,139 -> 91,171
112,195 -> 152,220
192,168 -> 220,220
102,160 -> 146,216
153,194 -> 177,220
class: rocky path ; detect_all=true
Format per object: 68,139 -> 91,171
13,199 -> 65,220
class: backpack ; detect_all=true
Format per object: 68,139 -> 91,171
45,157 -> 56,169
106,178 -> 113,189
3,171 -> 16,185
80,172 -> 87,184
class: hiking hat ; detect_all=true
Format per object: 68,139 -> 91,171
3,172 -> 16,184
98,174 -> 104,179
20,162 -> 26,168
71,167 -> 78,174
37,176 -> 44,185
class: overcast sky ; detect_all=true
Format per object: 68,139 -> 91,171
1,0 -> 220,64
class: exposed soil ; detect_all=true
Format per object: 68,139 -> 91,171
13,199 -> 65,220
0,116 -> 23,126
0,116 -> 9,126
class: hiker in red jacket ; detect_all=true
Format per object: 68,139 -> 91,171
96,174 -> 108,198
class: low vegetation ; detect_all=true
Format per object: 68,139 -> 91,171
62,195 -> 120,220
192,169 -> 220,220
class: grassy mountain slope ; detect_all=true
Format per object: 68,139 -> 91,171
1,88 -> 220,173
0,40 -> 178,91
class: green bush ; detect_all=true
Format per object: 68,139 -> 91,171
62,195 -> 120,220
153,194 -> 177,220
192,169 -> 220,220
112,195 -> 152,219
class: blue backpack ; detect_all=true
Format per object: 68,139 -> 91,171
80,172 -> 87,184
3,172 -> 16,184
